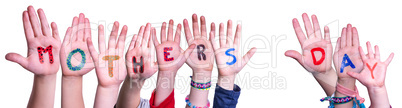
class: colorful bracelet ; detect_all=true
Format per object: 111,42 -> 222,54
320,96 -> 353,104
190,76 -> 211,90
185,95 -> 210,108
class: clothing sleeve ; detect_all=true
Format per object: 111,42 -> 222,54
213,84 -> 241,108
149,89 -> 175,108
137,98 -> 150,108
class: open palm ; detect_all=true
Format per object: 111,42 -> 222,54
126,23 -> 157,80
6,6 -> 60,75
333,24 -> 363,79
153,20 -> 195,73
347,42 -> 394,88
87,22 -> 127,87
60,13 -> 94,76
285,13 -> 332,73
183,14 -> 215,72
212,20 -> 256,76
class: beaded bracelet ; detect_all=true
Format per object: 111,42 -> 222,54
320,96 -> 353,104
190,76 -> 211,90
185,95 -> 210,108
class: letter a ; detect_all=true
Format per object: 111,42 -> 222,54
340,54 -> 355,73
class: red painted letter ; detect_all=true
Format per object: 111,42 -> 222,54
310,47 -> 325,65
366,62 -> 378,79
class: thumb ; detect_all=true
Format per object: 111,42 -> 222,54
5,53 -> 28,69
285,50 -> 303,65
347,71 -> 360,80
241,47 -> 257,67
180,44 -> 196,64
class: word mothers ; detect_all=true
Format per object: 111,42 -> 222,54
102,55 -> 120,77
163,47 -> 174,61
340,54 -> 355,73
310,47 -> 325,65
225,48 -> 236,65
37,45 -> 54,64
132,56 -> 144,73
366,62 -> 378,79
67,48 -> 86,71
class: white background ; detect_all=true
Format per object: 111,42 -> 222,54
0,0 -> 401,107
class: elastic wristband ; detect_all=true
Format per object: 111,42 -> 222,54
190,76 -> 211,90
185,95 -> 210,108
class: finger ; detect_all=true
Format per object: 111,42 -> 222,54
86,38 -> 99,63
71,17 -> 79,42
23,11 -> 34,39
358,46 -> 367,61
241,47 -> 257,67
311,15 -> 322,39
142,23 -> 151,47
183,19 -> 194,44
324,26 -> 330,41
129,34 -> 137,50
367,41 -> 374,59
374,45 -> 380,60
5,53 -> 28,69
37,8 -> 51,36
292,18 -> 306,46
384,53 -> 394,65
174,24 -> 182,44
152,28 -> 160,46
347,71 -> 361,80
234,24 -> 241,49
161,22 -> 167,43
84,18 -> 91,42
335,38 -> 341,52
98,25 -> 106,53
302,13 -> 314,38
200,16 -> 207,38
167,20 -> 174,41
226,20 -> 233,47
149,27 -> 155,47
108,21 -> 119,49
340,27 -> 346,48
117,25 -> 128,51
352,27 -> 360,46
135,26 -> 145,48
62,27 -> 72,46
182,44 -> 197,63
150,31 -> 156,63
77,13 -> 85,41
346,24 -> 352,46
219,23 -> 226,47
27,6 -> 43,37
210,23 -> 218,50
284,50 -> 304,66
192,14 -> 200,37
51,22 -> 60,41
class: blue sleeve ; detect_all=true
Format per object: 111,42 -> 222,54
213,84 -> 241,108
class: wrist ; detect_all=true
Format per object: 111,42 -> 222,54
337,78 -> 356,90
192,71 -> 212,83
368,85 -> 387,95
124,77 -> 145,90
217,75 -> 235,90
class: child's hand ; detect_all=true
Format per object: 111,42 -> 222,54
285,13 -> 332,73
60,13 -> 94,76
347,41 -> 394,89
212,20 -> 256,89
6,6 -> 61,75
126,23 -> 157,81
183,14 -> 215,73
153,19 -> 195,74
87,22 -> 128,87
333,24 -> 363,80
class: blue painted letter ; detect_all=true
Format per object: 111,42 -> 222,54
225,48 -> 236,65
340,54 -> 355,73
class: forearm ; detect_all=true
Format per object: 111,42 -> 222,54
312,68 -> 337,96
62,76 -> 84,108
154,71 -> 176,106
334,78 -> 356,108
94,85 -> 120,108
368,86 -> 390,108
27,74 -> 57,108
116,77 -> 144,108
187,71 -> 212,108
